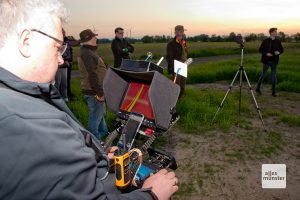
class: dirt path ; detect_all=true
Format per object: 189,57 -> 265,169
163,83 -> 300,200
158,54 -> 241,69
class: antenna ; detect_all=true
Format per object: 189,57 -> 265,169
145,52 -> 153,61
169,27 -> 173,38
129,27 -> 133,39
93,25 -> 98,33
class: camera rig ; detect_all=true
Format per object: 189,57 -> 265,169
103,59 -> 180,189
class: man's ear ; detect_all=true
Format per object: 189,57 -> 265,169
18,29 -> 32,58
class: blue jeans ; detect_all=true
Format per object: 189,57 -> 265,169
256,61 -> 277,94
84,95 -> 108,140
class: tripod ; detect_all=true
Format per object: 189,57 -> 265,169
212,43 -> 267,131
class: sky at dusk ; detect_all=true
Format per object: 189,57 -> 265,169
60,0 -> 300,39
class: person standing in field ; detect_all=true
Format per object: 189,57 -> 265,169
256,27 -> 284,97
62,28 -> 80,99
55,28 -> 69,102
111,27 -> 134,68
78,29 -> 108,140
166,25 -> 188,98
55,28 -> 79,102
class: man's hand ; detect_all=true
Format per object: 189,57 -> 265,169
107,146 -> 118,160
95,95 -> 105,102
142,169 -> 178,200
274,51 -> 280,55
266,53 -> 273,57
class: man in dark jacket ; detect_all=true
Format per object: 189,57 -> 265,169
256,28 -> 284,97
0,0 -> 178,199
111,27 -> 134,68
78,29 -> 108,140
62,28 -> 80,99
55,28 -> 69,102
55,28 -> 79,102
166,25 -> 188,98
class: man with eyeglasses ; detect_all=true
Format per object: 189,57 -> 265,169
111,27 -> 135,68
0,0 -> 178,200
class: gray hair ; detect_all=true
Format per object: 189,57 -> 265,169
0,0 -> 69,48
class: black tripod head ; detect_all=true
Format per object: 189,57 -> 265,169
235,35 -> 245,49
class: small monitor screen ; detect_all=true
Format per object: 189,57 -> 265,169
120,82 -> 154,120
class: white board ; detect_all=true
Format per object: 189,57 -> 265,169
174,60 -> 188,78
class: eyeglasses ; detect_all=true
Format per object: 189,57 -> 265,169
31,29 -> 67,56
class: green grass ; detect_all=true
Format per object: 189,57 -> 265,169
175,87 -> 253,133
68,42 -> 300,134
259,108 -> 300,127
280,115 -> 300,127
203,163 -> 221,176
187,46 -> 300,92
67,78 -> 88,127
71,41 -> 300,69
67,78 -> 116,130
68,75 -> 254,134
174,181 -> 196,197
261,132 -> 283,157
221,131 -> 284,163
68,79 -> 299,135
72,42 -> 172,68
225,150 -> 245,161
262,109 -> 281,118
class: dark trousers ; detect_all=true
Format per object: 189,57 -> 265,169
55,68 -> 68,99
67,62 -> 72,97
256,61 -> 277,94
173,74 -> 186,98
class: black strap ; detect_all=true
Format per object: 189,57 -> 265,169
0,81 -> 12,90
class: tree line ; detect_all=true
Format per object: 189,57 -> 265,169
97,32 -> 300,44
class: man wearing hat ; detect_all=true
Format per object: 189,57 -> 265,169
166,25 -> 188,98
78,29 -> 108,139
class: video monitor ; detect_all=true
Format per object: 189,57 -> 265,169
103,68 -> 180,131
120,82 -> 154,120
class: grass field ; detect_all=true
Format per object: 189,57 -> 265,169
68,78 -> 116,129
68,42 -> 300,200
73,42 -> 255,66
187,44 -> 300,92
69,42 -> 300,130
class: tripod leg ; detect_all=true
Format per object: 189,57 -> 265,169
239,67 -> 243,115
212,70 -> 240,124
243,70 -> 267,132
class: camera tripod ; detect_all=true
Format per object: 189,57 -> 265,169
212,43 -> 267,131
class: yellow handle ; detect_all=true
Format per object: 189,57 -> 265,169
125,84 -> 145,112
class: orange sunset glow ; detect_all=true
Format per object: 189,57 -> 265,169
61,0 -> 300,38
